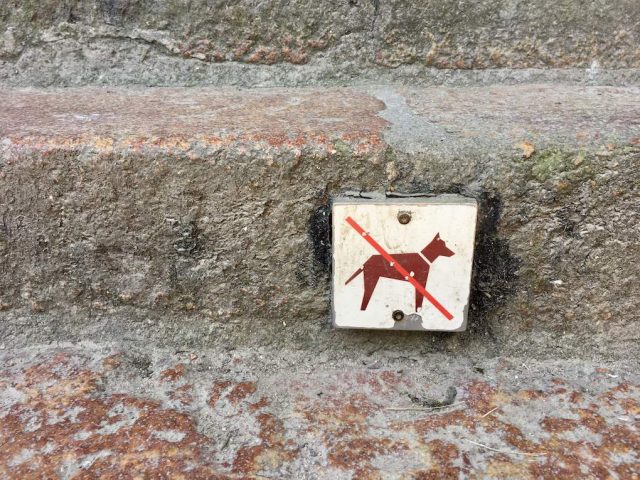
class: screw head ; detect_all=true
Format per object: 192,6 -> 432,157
397,211 -> 411,225
392,310 -> 405,321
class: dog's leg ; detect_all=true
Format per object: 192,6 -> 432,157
360,269 -> 381,310
415,288 -> 424,312
414,271 -> 429,312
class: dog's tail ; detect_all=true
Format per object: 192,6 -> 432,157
345,267 -> 364,285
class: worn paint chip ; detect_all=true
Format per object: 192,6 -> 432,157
332,195 -> 478,331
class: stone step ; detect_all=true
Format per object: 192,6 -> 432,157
1,0 -> 639,87
1,85 -> 639,359
0,344 -> 637,478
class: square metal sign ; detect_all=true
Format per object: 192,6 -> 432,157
332,195 -> 478,331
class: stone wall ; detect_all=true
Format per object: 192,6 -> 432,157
1,0 -> 639,86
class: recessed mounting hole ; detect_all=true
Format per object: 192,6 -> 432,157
392,310 -> 405,321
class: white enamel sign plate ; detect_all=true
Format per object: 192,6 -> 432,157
332,195 -> 478,331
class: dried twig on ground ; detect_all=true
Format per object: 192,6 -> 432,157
481,406 -> 499,418
463,438 -> 547,457
385,401 -> 466,412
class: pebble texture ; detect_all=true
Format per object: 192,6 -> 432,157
0,85 -> 638,361
0,1 -> 639,86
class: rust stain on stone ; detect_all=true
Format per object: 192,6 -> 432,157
541,417 -> 580,433
328,437 -> 407,476
1,349 -> 638,479
300,392 -> 379,438
412,440 -> 462,479
209,380 -> 233,407
0,352 -> 226,479
101,354 -> 122,370
249,396 -> 271,411
232,413 -> 298,475
168,384 -> 194,406
390,380 -> 640,479
0,88 -> 388,157
227,381 -> 257,405
159,363 -> 186,382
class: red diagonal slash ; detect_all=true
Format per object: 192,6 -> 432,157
345,216 -> 453,320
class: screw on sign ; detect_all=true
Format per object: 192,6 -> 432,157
344,216 -> 454,320
332,197 -> 478,331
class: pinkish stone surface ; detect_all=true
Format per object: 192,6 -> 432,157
1,346 -> 638,479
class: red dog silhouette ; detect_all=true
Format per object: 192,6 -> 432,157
345,233 -> 454,311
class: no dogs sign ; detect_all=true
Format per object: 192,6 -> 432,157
332,195 -> 478,331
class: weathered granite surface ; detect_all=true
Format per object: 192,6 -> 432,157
0,0 -> 639,87
1,85 -> 638,360
0,345 -> 638,478
2,3 -> 639,478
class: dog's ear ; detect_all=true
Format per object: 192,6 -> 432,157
435,233 -> 440,239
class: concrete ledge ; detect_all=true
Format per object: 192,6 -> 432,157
0,85 -> 639,360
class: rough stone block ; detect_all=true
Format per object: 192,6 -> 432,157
0,1 -> 639,86
0,85 -> 638,360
